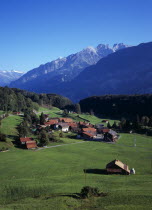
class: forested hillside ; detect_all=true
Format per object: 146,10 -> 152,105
80,94 -> 152,119
0,87 -> 72,112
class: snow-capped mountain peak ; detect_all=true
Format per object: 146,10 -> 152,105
0,70 -> 24,86
10,42 -> 129,92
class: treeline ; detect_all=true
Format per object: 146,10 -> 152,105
79,94 -> 152,119
107,116 -> 152,136
0,86 -> 72,112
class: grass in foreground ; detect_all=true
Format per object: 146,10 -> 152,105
0,132 -> 152,209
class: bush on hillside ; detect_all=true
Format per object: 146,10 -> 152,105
0,132 -> 7,142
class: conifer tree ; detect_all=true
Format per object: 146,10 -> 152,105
40,112 -> 45,125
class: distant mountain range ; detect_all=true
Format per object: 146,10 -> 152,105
57,42 -> 152,101
0,70 -> 24,86
9,43 -> 129,93
6,42 -> 152,102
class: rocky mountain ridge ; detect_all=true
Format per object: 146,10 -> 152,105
10,43 -> 129,91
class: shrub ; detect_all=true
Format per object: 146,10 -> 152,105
0,132 -> 6,142
80,186 -> 100,199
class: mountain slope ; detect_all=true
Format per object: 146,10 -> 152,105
10,43 -> 128,92
0,70 -> 24,86
58,42 -> 152,101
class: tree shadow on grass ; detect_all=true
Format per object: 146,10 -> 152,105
84,169 -> 108,175
44,193 -> 82,200
44,192 -> 108,200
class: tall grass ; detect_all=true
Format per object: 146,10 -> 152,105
0,183 -> 54,204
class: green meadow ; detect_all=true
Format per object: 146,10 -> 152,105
0,109 -> 152,209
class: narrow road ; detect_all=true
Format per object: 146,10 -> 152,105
35,141 -> 86,151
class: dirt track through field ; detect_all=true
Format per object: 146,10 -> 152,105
35,141 -> 87,151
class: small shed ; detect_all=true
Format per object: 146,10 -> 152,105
106,159 -> 130,175
26,141 -> 37,149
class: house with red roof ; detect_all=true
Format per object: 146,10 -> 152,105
26,141 -> 37,149
20,137 -> 33,145
20,137 -> 37,149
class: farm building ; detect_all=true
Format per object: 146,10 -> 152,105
82,132 -> 96,140
56,122 -> 69,132
103,129 -> 119,142
107,130 -> 119,142
67,122 -> 79,131
26,141 -> 37,149
106,159 -> 130,175
20,137 -> 34,145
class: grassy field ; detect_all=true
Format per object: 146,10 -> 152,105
0,115 -> 23,150
0,135 -> 152,209
0,108 -> 152,209
37,107 -> 62,118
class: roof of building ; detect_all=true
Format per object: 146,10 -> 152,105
57,122 -> 69,128
108,129 -> 118,136
67,122 -> 78,127
99,127 -> 110,133
83,132 -> 94,138
45,119 -> 59,126
20,137 -> 33,143
26,141 -> 37,149
106,159 -> 130,173
82,128 -> 96,133
59,118 -> 73,123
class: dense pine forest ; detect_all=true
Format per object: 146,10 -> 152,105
0,86 -> 72,112
79,94 -> 152,119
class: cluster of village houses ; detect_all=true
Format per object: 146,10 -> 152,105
19,116 -> 135,175
20,116 -> 119,149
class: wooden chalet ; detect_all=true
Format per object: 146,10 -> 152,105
20,137 -> 33,145
107,130 -> 119,142
106,159 -> 130,175
81,127 -> 97,140
26,141 -> 37,149
67,122 -> 79,131
82,132 -> 96,140
56,122 -> 69,132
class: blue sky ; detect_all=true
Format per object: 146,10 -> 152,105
0,0 -> 152,72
